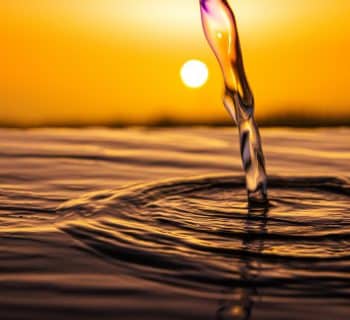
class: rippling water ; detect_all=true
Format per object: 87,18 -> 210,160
0,128 -> 349,320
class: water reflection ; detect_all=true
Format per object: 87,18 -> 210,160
217,206 -> 268,320
56,174 -> 350,320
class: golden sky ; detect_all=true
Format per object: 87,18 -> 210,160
1,0 -> 350,126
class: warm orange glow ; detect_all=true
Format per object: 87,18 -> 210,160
1,0 -> 350,126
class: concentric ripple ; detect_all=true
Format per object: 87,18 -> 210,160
57,175 -> 350,297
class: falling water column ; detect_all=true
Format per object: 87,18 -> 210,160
199,0 -> 268,204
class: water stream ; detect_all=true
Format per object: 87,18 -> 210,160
200,0 -> 268,203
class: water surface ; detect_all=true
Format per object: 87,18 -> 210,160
0,128 -> 349,320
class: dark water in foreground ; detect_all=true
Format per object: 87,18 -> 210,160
0,128 -> 349,320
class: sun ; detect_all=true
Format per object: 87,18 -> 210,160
180,60 -> 209,88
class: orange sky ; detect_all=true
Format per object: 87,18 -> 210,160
1,0 -> 350,126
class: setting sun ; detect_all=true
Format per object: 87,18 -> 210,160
180,60 -> 209,89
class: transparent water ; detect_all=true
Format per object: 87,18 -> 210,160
200,0 -> 268,203
0,128 -> 349,320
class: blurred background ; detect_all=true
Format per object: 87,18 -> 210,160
1,0 -> 350,127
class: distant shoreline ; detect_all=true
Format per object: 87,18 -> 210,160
1,116 -> 349,129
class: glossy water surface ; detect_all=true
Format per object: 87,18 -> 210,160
0,128 -> 349,320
